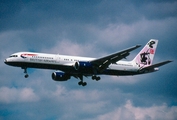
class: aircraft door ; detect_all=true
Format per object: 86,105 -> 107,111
55,55 -> 60,63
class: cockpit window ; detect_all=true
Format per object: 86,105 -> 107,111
9,55 -> 18,57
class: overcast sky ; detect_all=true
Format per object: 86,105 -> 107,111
0,0 -> 177,120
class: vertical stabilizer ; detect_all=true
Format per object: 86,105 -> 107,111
132,39 -> 158,68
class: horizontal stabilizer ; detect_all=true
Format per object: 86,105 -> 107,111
140,60 -> 172,71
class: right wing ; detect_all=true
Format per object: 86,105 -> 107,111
90,45 -> 141,72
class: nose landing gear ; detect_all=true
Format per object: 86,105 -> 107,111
23,67 -> 29,78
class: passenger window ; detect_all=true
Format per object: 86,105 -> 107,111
9,55 -> 18,57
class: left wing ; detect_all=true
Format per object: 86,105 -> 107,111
90,45 -> 141,72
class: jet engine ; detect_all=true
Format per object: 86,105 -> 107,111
52,71 -> 71,81
74,61 -> 93,70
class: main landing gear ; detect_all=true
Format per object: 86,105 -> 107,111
77,75 -> 101,87
92,75 -> 101,81
23,67 -> 29,78
78,75 -> 87,87
78,81 -> 87,86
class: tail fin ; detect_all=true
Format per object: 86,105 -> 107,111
132,39 -> 158,68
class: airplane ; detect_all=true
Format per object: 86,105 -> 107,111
4,39 -> 172,86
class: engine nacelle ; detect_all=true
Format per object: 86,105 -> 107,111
52,71 -> 71,81
74,61 -> 93,70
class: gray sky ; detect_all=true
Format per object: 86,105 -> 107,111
0,0 -> 177,120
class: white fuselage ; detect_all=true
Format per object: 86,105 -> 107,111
5,52 -> 139,76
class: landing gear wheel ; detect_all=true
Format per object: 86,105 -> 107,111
96,76 -> 101,81
24,74 -> 29,78
82,82 -> 87,86
92,76 -> 96,80
92,75 -> 101,81
78,81 -> 87,86
78,81 -> 83,86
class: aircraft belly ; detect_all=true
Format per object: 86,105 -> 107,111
6,61 -> 70,70
6,61 -> 94,75
103,69 -> 138,76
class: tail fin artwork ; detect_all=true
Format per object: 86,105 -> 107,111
132,39 -> 158,69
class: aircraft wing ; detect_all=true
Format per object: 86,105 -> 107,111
90,45 -> 141,72
140,60 -> 172,71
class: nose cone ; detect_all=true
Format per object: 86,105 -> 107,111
4,58 -> 11,66
4,58 -> 16,66
4,59 -> 10,65
4,59 -> 7,64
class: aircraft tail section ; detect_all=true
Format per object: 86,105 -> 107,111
132,39 -> 158,69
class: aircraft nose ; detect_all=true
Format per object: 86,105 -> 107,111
4,59 -> 7,64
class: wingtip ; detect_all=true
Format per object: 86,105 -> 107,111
136,44 -> 141,47
168,60 -> 173,63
